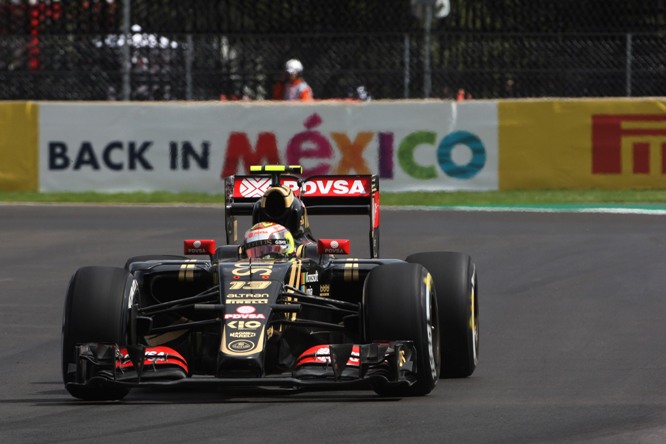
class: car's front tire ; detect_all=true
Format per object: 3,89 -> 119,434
407,252 -> 478,378
61,266 -> 136,400
363,262 -> 440,396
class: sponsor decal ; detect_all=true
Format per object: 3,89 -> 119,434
226,320 -> 262,329
592,114 -> 666,175
236,177 -> 369,198
296,345 -> 361,367
228,339 -> 257,352
305,271 -> 319,283
232,263 -> 273,277
224,313 -> 265,320
236,306 -> 256,314
315,346 -> 331,363
246,228 -> 276,238
240,177 -> 271,198
226,299 -> 268,304
318,239 -> 350,255
299,178 -> 368,196
184,239 -> 216,255
226,293 -> 270,299
229,331 -> 257,339
117,346 -> 188,372
226,293 -> 268,304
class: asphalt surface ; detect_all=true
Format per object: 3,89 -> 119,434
1,204 -> 666,443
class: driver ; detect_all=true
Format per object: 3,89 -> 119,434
243,222 -> 295,259
252,184 -> 316,246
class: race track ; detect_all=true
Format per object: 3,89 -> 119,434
1,204 -> 666,443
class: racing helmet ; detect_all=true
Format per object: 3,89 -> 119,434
285,59 -> 303,75
243,222 -> 295,259
252,185 -> 311,240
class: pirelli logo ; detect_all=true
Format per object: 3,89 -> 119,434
226,299 -> 268,304
592,114 -> 666,175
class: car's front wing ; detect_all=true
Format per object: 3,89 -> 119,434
65,341 -> 418,393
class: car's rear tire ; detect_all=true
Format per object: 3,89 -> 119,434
363,263 -> 440,396
62,266 -> 136,400
407,252 -> 478,378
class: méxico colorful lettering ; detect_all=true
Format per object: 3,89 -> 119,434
221,113 -> 486,180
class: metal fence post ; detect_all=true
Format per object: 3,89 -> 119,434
186,34 -> 193,100
423,4 -> 432,98
404,33 -> 410,98
122,0 -> 131,101
626,32 -> 632,97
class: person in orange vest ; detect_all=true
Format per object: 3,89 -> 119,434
272,59 -> 313,101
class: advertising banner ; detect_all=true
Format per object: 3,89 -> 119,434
39,101 -> 498,193
499,99 -> 666,189
0,102 -> 38,191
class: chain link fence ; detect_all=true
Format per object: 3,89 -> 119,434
1,0 -> 666,101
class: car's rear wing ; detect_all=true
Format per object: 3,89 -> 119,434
224,169 -> 380,258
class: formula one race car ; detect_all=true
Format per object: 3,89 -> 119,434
62,165 -> 478,400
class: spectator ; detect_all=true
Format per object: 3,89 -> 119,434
272,59 -> 313,101
348,85 -> 371,101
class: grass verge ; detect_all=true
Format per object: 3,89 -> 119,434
2,189 -> 666,206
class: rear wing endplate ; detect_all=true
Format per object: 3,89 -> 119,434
224,173 -> 380,258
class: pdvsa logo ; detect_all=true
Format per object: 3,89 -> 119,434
592,114 -> 666,175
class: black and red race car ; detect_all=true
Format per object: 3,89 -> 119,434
62,165 -> 478,400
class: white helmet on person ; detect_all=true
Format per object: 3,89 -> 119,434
285,59 -> 303,75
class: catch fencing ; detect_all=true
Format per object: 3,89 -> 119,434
1,0 -> 665,100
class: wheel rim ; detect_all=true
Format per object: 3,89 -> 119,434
425,272 -> 440,380
470,269 -> 479,365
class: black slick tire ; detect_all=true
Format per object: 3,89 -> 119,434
61,266 -> 136,400
363,262 -> 440,396
407,252 -> 478,378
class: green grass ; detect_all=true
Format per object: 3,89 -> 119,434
2,189 -> 666,206
381,190 -> 666,207
0,191 -> 224,204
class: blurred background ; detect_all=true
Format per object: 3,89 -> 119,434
1,0 -> 665,101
